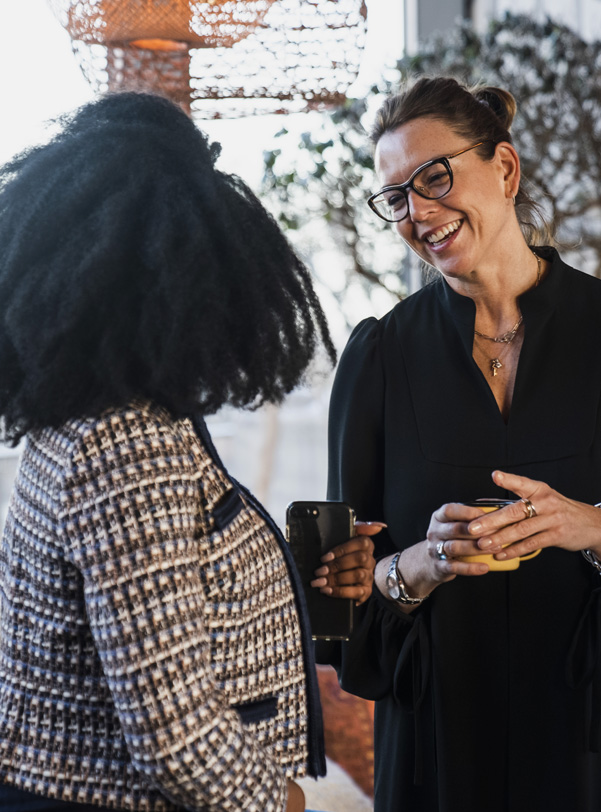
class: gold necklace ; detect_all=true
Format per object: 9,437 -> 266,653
474,314 -> 523,344
473,252 -> 541,377
474,326 -> 522,376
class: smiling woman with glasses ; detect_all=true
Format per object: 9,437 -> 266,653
320,75 -> 601,812
367,140 -> 492,222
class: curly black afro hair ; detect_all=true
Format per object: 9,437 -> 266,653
0,92 -> 335,444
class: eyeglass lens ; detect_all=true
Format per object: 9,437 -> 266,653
373,160 -> 452,222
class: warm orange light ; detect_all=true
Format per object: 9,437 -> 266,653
131,38 -> 189,51
61,0 -> 279,49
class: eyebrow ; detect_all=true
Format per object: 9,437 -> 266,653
376,141 -> 490,192
375,154 -> 443,193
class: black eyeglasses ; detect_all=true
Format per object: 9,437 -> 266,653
367,141 -> 492,223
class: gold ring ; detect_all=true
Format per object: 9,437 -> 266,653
520,498 -> 537,519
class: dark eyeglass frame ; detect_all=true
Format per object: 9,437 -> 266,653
367,140 -> 493,223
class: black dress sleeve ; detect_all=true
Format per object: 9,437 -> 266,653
327,317 -> 390,536
322,317 -> 423,703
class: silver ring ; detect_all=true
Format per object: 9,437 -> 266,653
520,498 -> 537,519
435,541 -> 448,560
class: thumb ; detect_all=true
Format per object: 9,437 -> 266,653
355,521 -> 387,536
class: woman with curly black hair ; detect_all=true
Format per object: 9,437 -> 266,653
0,92 -> 376,812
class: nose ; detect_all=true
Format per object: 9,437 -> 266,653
405,189 -> 437,223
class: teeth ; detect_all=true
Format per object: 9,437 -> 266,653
426,220 -> 462,244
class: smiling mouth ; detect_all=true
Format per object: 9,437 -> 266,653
425,219 -> 463,245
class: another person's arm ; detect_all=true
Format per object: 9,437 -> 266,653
320,318 -> 439,699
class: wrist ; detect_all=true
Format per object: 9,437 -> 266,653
400,542 -> 440,598
383,544 -> 436,602
385,552 -> 427,605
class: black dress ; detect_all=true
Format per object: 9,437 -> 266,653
325,248 -> 601,812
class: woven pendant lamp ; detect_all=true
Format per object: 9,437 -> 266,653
56,0 -> 276,49
48,0 -> 367,117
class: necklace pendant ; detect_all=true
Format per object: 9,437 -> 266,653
491,358 -> 503,377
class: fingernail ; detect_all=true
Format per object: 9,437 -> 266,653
311,577 -> 327,587
479,538 -> 492,548
470,522 -> 482,533
493,470 -> 503,483
320,552 -> 335,563
362,521 -> 388,527
495,551 -> 507,560
314,565 -> 329,576
320,587 -> 333,595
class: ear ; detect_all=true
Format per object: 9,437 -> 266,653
494,142 -> 521,201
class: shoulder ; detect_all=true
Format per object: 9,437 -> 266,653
342,281 -> 442,357
542,247 -> 600,293
78,400 -> 195,443
562,263 -> 601,297
34,401 -> 202,483
332,284 -> 441,404
543,250 -> 601,323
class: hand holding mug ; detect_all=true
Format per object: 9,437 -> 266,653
466,470 -> 601,561
458,499 -> 541,570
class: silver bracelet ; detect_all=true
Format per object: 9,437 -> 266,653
582,503 -> 601,574
385,553 -> 427,605
582,549 -> 601,573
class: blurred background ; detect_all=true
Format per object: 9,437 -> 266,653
1,3 -> 601,806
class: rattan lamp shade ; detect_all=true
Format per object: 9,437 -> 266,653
48,0 -> 367,117
54,0 -> 277,49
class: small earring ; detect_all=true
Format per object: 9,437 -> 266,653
512,195 -> 516,205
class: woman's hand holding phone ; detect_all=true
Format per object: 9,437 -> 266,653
310,521 -> 383,605
286,503 -> 381,638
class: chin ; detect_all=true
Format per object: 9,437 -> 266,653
421,256 -> 469,280
438,265 -> 471,279
426,249 -> 479,280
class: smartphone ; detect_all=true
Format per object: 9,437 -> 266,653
285,500 -> 356,641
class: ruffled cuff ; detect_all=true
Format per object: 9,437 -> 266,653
339,585 -> 431,785
337,584 -> 418,701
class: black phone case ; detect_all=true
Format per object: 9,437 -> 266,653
285,500 -> 355,641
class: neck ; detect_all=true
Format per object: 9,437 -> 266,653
447,243 -> 543,334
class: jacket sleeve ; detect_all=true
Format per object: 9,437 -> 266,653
323,317 -> 420,701
59,410 -> 288,812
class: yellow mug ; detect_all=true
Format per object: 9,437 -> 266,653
458,499 -> 542,571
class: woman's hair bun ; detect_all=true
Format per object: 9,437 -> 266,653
473,86 -> 517,132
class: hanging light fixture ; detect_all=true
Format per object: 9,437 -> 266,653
57,0 -> 277,49
47,0 -> 367,117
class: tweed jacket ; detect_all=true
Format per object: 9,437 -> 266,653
0,402 -> 325,811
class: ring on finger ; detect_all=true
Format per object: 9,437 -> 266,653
435,540 -> 448,561
520,497 -> 537,519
